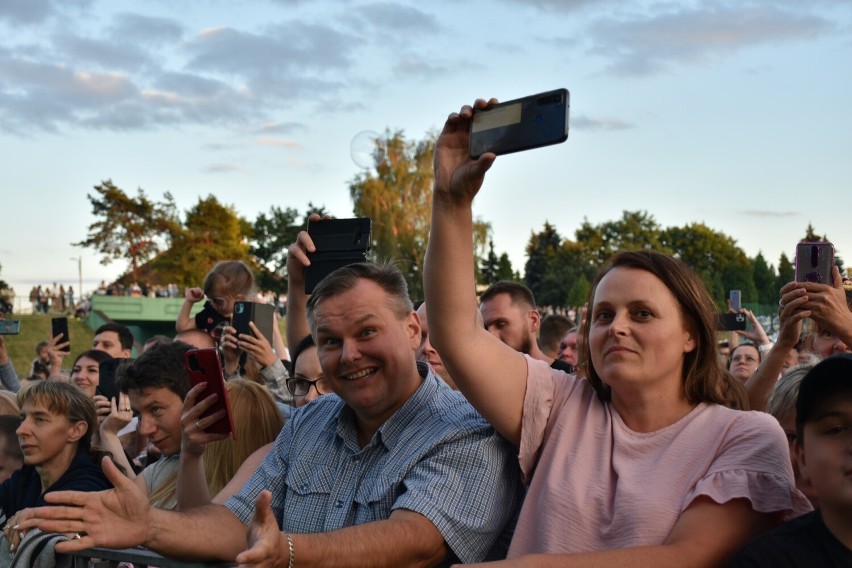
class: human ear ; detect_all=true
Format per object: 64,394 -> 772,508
405,312 -> 421,350
793,440 -> 810,485
67,420 -> 89,444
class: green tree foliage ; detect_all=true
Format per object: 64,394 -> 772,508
565,273 -> 591,308
349,129 -> 489,299
751,252 -> 778,305
661,222 -> 756,307
76,180 -> 179,281
775,253 -> 795,293
524,222 -> 563,304
574,211 -> 671,267
495,253 -> 517,282
149,196 -> 251,288
251,203 -> 328,292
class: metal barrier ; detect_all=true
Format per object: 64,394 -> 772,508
61,547 -> 234,568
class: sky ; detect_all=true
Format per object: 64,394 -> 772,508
1,0 -> 850,302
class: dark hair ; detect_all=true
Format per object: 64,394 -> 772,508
116,341 -> 193,399
34,341 -> 48,354
540,314 -> 574,355
73,349 -> 113,369
307,262 -> 412,331
95,323 -> 135,351
203,260 -> 255,298
0,415 -> 22,462
795,353 -> 852,446
582,251 -> 747,410
479,281 -> 537,311
290,334 -> 316,374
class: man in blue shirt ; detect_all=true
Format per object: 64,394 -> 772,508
26,258 -> 522,567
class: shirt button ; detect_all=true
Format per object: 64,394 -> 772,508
335,500 -> 344,508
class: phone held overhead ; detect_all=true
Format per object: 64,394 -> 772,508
51,317 -> 71,352
305,217 -> 372,294
795,242 -> 834,284
469,88 -> 570,158
0,320 -> 20,335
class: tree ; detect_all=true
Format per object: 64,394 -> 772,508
349,129 -> 489,299
565,273 -> 591,308
775,253 -> 794,294
251,203 -> 329,292
495,253 -> 516,282
751,252 -> 777,306
480,240 -> 499,286
76,180 -> 179,281
661,222 -> 755,307
524,222 -> 563,303
574,211 -> 670,268
799,223 -> 845,273
149,196 -> 252,288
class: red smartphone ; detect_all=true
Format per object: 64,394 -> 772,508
184,348 -> 235,438
795,242 -> 835,284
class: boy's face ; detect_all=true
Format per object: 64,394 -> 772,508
796,392 -> 852,513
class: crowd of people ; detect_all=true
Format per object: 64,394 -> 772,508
0,100 -> 848,567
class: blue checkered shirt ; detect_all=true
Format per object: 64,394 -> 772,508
224,362 -> 521,563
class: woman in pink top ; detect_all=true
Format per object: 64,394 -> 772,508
424,99 -> 811,567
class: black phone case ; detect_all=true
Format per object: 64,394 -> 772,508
97,358 -> 133,403
231,301 -> 275,345
51,317 -> 71,352
470,88 -> 569,158
305,218 -> 372,293
184,348 -> 235,437
717,313 -> 747,332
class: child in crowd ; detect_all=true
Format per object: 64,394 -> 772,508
176,260 -> 255,336
730,354 -> 852,566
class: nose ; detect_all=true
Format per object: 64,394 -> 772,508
340,338 -> 362,365
303,386 -> 320,405
138,415 -> 157,438
834,339 -> 850,353
608,311 -> 629,336
16,421 -> 30,438
422,337 -> 437,355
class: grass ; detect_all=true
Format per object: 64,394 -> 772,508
2,314 -> 95,378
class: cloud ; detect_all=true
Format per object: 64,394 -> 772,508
353,3 -> 439,34
52,33 -> 151,71
0,0 -> 55,25
205,163 -> 243,173
499,0 -> 612,12
256,137 -> 303,150
571,115 -> 635,131
742,210 -> 799,218
107,13 -> 184,45
252,122 -> 307,135
585,5 -> 835,76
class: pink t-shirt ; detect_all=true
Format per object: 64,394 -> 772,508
509,357 -> 812,557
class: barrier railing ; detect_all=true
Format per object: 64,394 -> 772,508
60,547 -> 234,568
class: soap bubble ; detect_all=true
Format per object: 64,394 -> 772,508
350,130 -> 383,170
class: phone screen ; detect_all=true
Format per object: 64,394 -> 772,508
0,320 -> 20,335
51,317 -> 71,352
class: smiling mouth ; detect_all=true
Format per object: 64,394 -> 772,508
342,368 -> 377,381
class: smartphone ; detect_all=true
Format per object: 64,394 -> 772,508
0,320 -> 20,335
231,301 -> 275,346
305,217 -> 372,294
469,88 -> 569,158
795,242 -> 835,284
184,348 -> 235,437
717,313 -> 747,331
51,317 -> 71,352
97,358 -> 134,403
729,290 -> 742,312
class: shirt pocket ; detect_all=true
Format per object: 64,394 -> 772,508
283,459 -> 338,531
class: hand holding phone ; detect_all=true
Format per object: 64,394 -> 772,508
184,348 -> 235,437
51,317 -> 71,352
469,88 -> 569,158
231,301 -> 275,346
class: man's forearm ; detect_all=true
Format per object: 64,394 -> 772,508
146,504 -> 247,561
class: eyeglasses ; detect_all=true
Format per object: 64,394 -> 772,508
286,375 -> 331,397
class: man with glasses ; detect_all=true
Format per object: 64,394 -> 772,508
27,226 -> 522,567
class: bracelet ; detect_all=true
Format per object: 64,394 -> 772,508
286,533 -> 295,568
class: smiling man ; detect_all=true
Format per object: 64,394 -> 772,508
27,261 -> 521,567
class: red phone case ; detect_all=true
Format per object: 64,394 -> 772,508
184,348 -> 235,437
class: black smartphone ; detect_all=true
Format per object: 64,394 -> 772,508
97,358 -> 133,403
231,301 -> 275,346
717,313 -> 747,331
51,317 -> 71,352
0,320 -> 20,335
305,217 -> 372,294
469,88 -> 569,158
795,242 -> 834,284
729,290 -> 742,312
184,348 -> 235,437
